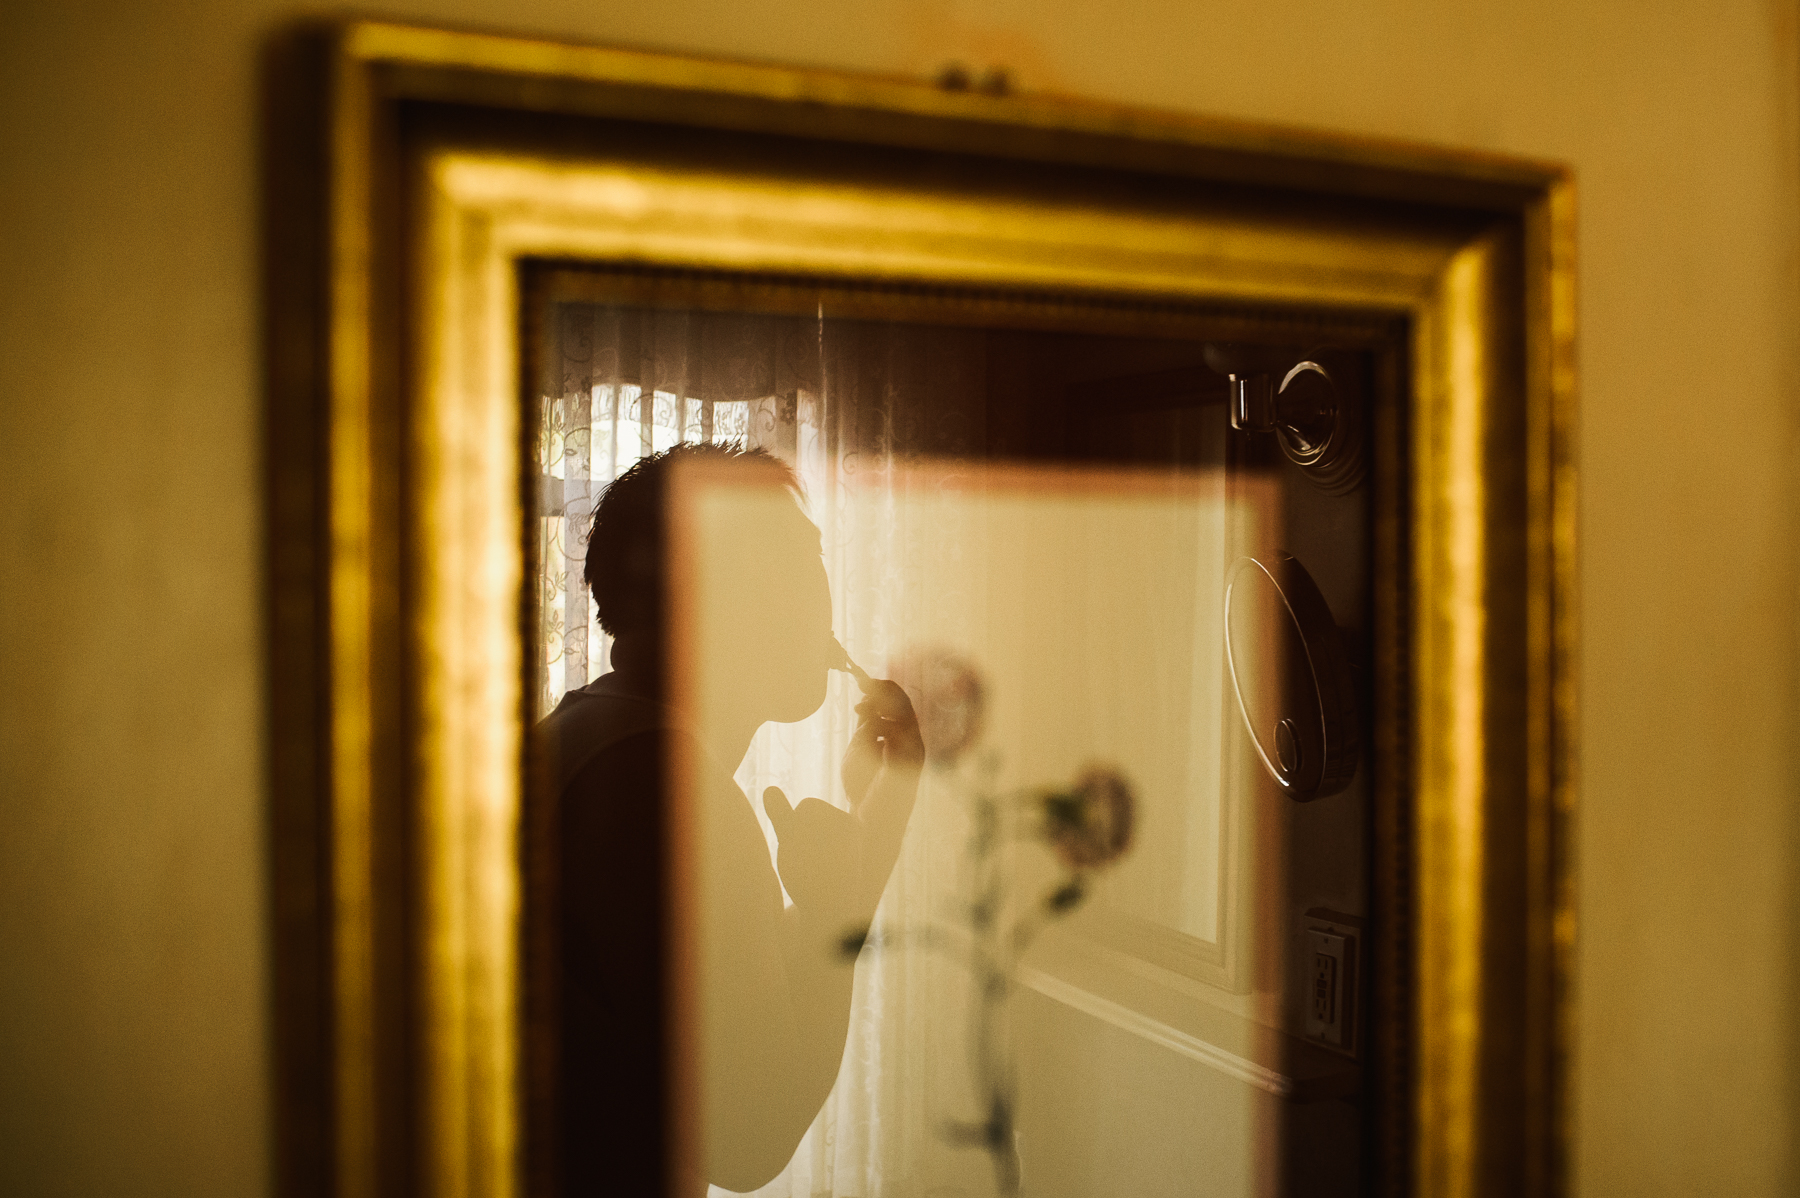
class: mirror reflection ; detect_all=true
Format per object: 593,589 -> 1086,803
533,296 -> 1375,1198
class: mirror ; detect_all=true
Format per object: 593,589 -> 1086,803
1225,552 -> 1360,802
283,25 -> 1574,1198
528,285 -> 1376,1196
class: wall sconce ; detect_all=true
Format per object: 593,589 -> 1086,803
1205,343 -> 1367,495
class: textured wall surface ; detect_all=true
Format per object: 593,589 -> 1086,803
2,2 -> 1796,1195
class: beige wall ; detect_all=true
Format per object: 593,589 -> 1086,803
3,1 -> 1796,1194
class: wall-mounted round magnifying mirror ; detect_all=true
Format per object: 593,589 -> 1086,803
1224,552 -> 1360,801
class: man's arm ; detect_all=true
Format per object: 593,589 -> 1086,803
697,758 -> 856,1192
707,680 -> 924,1189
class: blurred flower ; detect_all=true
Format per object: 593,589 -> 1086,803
838,924 -> 872,958
1045,878 -> 1087,913
1041,766 -> 1136,870
891,647 -> 986,767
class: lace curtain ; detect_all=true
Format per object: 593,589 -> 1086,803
538,303 -> 998,1197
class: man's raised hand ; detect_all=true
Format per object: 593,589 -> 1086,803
840,678 -> 924,811
762,785 -> 864,921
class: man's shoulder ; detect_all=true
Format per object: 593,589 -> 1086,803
540,675 -> 679,791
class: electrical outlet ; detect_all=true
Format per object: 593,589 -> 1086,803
1301,911 -> 1359,1055
1310,942 -> 1338,1024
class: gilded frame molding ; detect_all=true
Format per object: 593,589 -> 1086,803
271,18 -> 1575,1198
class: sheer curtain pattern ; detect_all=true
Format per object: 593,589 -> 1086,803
538,307 -> 761,718
539,304 -> 995,1197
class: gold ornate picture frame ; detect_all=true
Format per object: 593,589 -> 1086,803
266,20 -> 1574,1198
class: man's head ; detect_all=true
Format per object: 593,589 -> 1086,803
585,442 -> 833,723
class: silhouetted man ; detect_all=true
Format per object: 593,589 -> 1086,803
542,443 -> 922,1194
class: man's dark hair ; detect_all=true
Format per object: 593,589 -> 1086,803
583,442 -> 801,638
